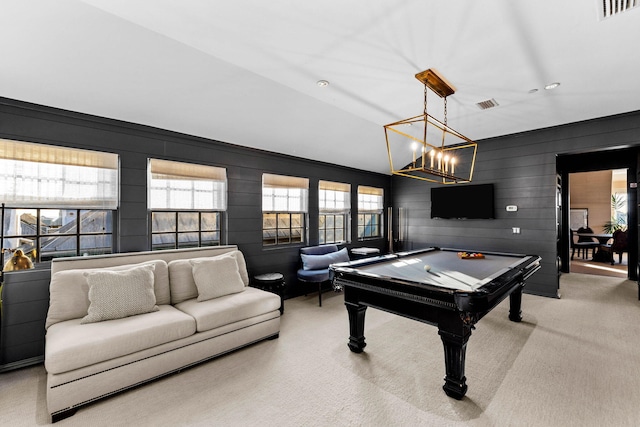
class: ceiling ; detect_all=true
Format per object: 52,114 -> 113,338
2,0 -> 640,175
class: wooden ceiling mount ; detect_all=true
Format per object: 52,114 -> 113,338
415,69 -> 456,98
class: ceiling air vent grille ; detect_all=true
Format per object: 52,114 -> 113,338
476,99 -> 499,110
599,0 -> 639,19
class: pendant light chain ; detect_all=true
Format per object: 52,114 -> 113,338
423,83 -> 428,147
443,96 -> 448,126
442,96 -> 448,147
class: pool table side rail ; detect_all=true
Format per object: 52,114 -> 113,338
338,276 -> 459,311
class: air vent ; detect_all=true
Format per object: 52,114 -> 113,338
599,0 -> 639,20
476,99 -> 499,110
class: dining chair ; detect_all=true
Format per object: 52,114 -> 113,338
571,228 -> 599,260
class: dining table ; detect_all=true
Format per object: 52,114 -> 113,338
577,232 -> 613,262
577,232 -> 612,244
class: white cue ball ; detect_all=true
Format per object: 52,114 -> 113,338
423,264 -> 431,272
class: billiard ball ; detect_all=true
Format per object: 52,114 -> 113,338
424,264 -> 431,272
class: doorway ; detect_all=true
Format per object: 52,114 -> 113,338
568,169 -> 628,278
557,148 -> 638,282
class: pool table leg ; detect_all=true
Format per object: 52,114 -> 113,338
345,301 -> 367,353
508,284 -> 524,322
438,324 -> 472,400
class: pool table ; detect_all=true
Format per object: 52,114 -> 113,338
330,247 -> 541,399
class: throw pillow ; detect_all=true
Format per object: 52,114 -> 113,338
301,247 -> 350,270
81,264 -> 159,324
190,255 -> 245,301
328,247 -> 350,264
168,251 -> 249,304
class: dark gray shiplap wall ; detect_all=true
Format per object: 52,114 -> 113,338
0,268 -> 50,367
0,97 -> 390,300
3,98 -> 640,300
2,97 -> 640,367
392,110 -> 640,298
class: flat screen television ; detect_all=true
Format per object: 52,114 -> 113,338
430,183 -> 495,219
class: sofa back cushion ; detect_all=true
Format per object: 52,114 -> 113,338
46,259 -> 169,329
168,250 -> 249,304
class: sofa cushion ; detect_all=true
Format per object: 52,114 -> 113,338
46,259 -> 170,329
174,287 -> 281,332
301,247 -> 349,270
45,305 -> 196,374
190,255 -> 245,301
81,264 -> 159,324
168,250 -> 249,304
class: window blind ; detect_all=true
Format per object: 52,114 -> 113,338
0,139 -> 119,209
262,173 -> 309,213
149,159 -> 227,210
319,180 -> 350,212
358,185 -> 384,212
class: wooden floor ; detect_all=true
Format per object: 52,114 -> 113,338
569,252 -> 628,278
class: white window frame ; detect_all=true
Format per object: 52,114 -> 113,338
148,159 -> 227,250
262,173 -> 309,246
0,139 -> 118,264
319,180 -> 351,244
357,185 -> 384,240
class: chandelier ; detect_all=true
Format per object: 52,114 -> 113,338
384,69 -> 477,184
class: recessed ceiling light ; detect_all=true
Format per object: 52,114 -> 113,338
544,82 -> 560,90
317,80 -> 330,87
528,88 -> 538,94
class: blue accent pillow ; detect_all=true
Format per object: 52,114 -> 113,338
301,248 -> 350,270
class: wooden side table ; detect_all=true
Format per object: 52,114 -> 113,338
252,273 -> 285,314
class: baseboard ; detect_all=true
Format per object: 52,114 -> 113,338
0,355 -> 44,373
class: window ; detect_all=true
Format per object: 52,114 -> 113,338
357,186 -> 384,240
0,139 -> 118,266
319,180 -> 350,244
2,208 -> 114,262
149,159 -> 226,250
262,173 -> 308,246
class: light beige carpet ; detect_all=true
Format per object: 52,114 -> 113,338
1,273 -> 639,426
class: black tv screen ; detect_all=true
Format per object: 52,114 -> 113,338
430,183 -> 495,219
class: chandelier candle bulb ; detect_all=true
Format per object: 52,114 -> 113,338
430,150 -> 435,168
451,157 -> 456,174
421,146 -> 426,168
411,142 -> 417,165
444,154 -> 450,173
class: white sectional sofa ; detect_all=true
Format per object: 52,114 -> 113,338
44,246 -> 281,422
